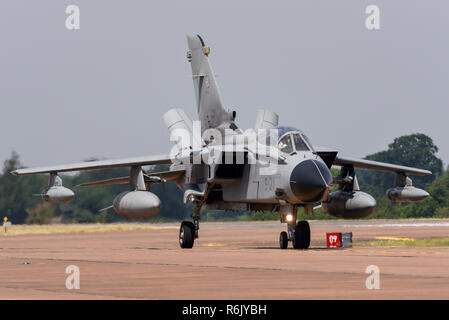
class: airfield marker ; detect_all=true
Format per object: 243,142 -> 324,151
3,217 -> 11,233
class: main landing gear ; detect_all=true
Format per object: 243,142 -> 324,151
179,221 -> 195,248
179,201 -> 201,249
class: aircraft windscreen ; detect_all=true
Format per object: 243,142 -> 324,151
275,126 -> 300,138
258,126 -> 299,145
293,133 -> 310,151
257,126 -> 314,152
278,134 -> 293,153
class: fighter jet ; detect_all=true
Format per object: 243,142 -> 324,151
11,35 -> 432,249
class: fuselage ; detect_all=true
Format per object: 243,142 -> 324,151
220,128 -> 332,205
171,126 -> 333,208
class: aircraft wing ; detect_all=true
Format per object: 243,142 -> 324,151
11,154 -> 173,176
333,155 -> 432,176
314,146 -> 432,176
76,169 -> 186,187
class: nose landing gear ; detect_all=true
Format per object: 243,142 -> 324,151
279,204 -> 311,249
279,220 -> 310,249
292,220 -> 310,249
279,231 -> 288,249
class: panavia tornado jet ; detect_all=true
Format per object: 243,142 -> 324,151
12,35 -> 432,249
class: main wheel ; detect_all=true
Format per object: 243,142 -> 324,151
279,231 -> 288,249
293,220 -> 310,249
179,221 -> 195,249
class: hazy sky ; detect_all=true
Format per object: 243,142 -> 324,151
0,1 -> 448,169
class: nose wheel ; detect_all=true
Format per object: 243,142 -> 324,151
279,231 -> 288,249
293,220 -> 310,249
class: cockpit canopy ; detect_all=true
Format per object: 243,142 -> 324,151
258,126 -> 314,154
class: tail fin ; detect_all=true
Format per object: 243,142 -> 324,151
186,35 -> 235,133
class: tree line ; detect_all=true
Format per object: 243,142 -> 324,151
0,133 -> 447,224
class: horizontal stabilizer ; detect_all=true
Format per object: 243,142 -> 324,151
254,109 -> 279,130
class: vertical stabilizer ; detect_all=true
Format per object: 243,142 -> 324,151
186,35 -> 235,134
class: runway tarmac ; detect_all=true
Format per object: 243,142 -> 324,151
1,219 -> 449,299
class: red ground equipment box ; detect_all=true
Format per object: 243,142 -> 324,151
327,232 -> 342,248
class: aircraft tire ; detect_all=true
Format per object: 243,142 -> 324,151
179,221 -> 195,249
279,231 -> 288,249
293,220 -> 310,249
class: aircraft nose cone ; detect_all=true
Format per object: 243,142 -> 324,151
290,159 -> 333,202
